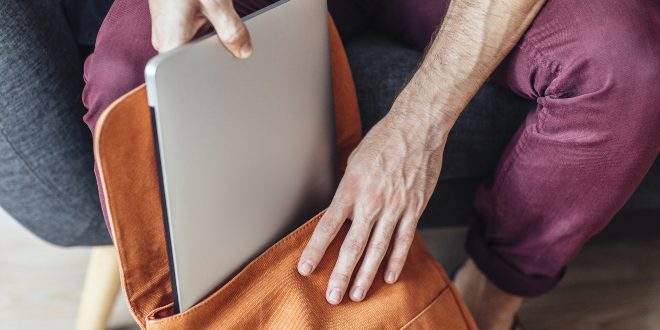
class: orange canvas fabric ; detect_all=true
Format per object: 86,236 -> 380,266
94,18 -> 476,329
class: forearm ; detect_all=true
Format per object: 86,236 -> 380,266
391,0 -> 545,148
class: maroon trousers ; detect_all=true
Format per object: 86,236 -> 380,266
83,0 -> 660,297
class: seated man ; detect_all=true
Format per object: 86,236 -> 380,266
82,0 -> 660,329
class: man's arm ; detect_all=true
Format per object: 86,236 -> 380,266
297,0 -> 546,305
396,0 -> 545,136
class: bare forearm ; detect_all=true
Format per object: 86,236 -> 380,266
392,0 -> 545,147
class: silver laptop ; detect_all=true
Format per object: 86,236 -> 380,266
145,0 -> 335,313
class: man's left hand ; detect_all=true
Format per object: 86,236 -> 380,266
297,100 -> 449,304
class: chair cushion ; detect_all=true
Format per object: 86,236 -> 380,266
0,0 -> 109,246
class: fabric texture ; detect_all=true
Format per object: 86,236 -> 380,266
0,0 -> 109,246
93,18 -> 475,329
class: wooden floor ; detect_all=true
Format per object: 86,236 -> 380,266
518,213 -> 660,330
0,207 -> 135,330
1,206 -> 659,330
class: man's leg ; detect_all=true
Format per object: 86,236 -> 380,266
356,0 -> 659,326
458,0 -> 660,326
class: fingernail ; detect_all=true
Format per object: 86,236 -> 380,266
239,44 -> 252,58
328,288 -> 342,304
298,261 -> 314,276
386,271 -> 397,284
351,286 -> 365,301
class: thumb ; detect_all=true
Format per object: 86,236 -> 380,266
201,0 -> 253,58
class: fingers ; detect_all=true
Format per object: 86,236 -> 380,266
149,0 -> 199,52
348,211 -> 399,302
200,0 -> 252,58
384,212 -> 418,284
298,203 -> 350,277
325,214 -> 375,304
149,0 -> 251,57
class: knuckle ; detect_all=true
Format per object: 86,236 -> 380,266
361,192 -> 382,217
340,172 -> 360,189
388,256 -> 405,269
346,238 -> 363,255
317,217 -> 336,236
371,240 -> 388,254
355,270 -> 376,286
221,24 -> 247,45
385,218 -> 399,233
331,271 -> 351,283
399,226 -> 416,245
361,210 -> 377,222
388,193 -> 404,212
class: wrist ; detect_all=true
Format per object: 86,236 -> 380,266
386,100 -> 452,153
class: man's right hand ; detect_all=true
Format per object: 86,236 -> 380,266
148,0 -> 252,57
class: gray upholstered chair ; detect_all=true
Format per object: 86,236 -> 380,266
0,2 -> 117,329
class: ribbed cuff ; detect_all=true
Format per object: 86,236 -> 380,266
465,217 -> 565,298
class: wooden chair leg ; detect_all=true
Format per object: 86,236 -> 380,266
75,245 -> 120,330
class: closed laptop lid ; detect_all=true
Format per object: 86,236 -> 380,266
145,0 -> 335,312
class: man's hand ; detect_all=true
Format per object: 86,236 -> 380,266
148,0 -> 252,57
298,99 -> 451,304
297,0 -> 545,305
